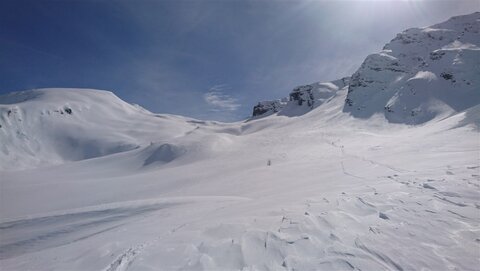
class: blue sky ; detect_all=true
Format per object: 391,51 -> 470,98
1,0 -> 478,121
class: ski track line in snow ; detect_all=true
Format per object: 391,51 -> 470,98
330,138 -> 412,174
340,161 -> 367,181
328,138 -> 410,184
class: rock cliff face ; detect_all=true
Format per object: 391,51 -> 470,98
252,99 -> 287,117
343,12 -> 480,124
252,77 -> 349,118
289,77 -> 350,109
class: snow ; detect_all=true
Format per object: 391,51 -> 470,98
441,40 -> 479,50
1,13 -> 479,271
408,71 -> 438,82
1,85 -> 478,270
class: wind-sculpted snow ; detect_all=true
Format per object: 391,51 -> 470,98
1,13 -> 480,271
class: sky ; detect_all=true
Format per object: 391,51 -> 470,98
1,0 -> 478,121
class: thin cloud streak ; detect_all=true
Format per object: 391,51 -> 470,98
204,85 -> 241,112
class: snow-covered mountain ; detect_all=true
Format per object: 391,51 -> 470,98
253,12 -> 480,124
0,13 -> 479,271
344,12 -> 480,124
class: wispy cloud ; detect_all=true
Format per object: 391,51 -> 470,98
204,85 -> 241,111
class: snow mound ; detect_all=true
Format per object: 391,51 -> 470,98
343,12 -> 480,124
143,143 -> 186,166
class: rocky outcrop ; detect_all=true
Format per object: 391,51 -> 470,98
290,77 -> 350,109
289,85 -> 315,107
251,77 -> 349,119
252,99 -> 287,117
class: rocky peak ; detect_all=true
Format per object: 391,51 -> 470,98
251,77 -> 349,119
290,85 -> 315,107
252,99 -> 288,117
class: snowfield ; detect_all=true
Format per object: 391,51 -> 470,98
1,12 -> 479,271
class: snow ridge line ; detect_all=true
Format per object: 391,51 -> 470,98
354,238 -> 404,271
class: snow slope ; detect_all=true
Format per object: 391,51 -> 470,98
1,86 -> 478,271
1,13 -> 479,271
0,89 -> 201,170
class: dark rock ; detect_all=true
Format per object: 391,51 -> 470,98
252,100 -> 286,117
289,85 -> 314,107
251,77 -> 349,118
379,212 -> 390,220
440,72 -> 453,80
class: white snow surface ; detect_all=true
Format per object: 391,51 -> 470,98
1,12 -> 480,271
1,86 -> 479,271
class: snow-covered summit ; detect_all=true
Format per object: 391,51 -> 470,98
343,12 -> 480,123
0,88 -> 196,170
